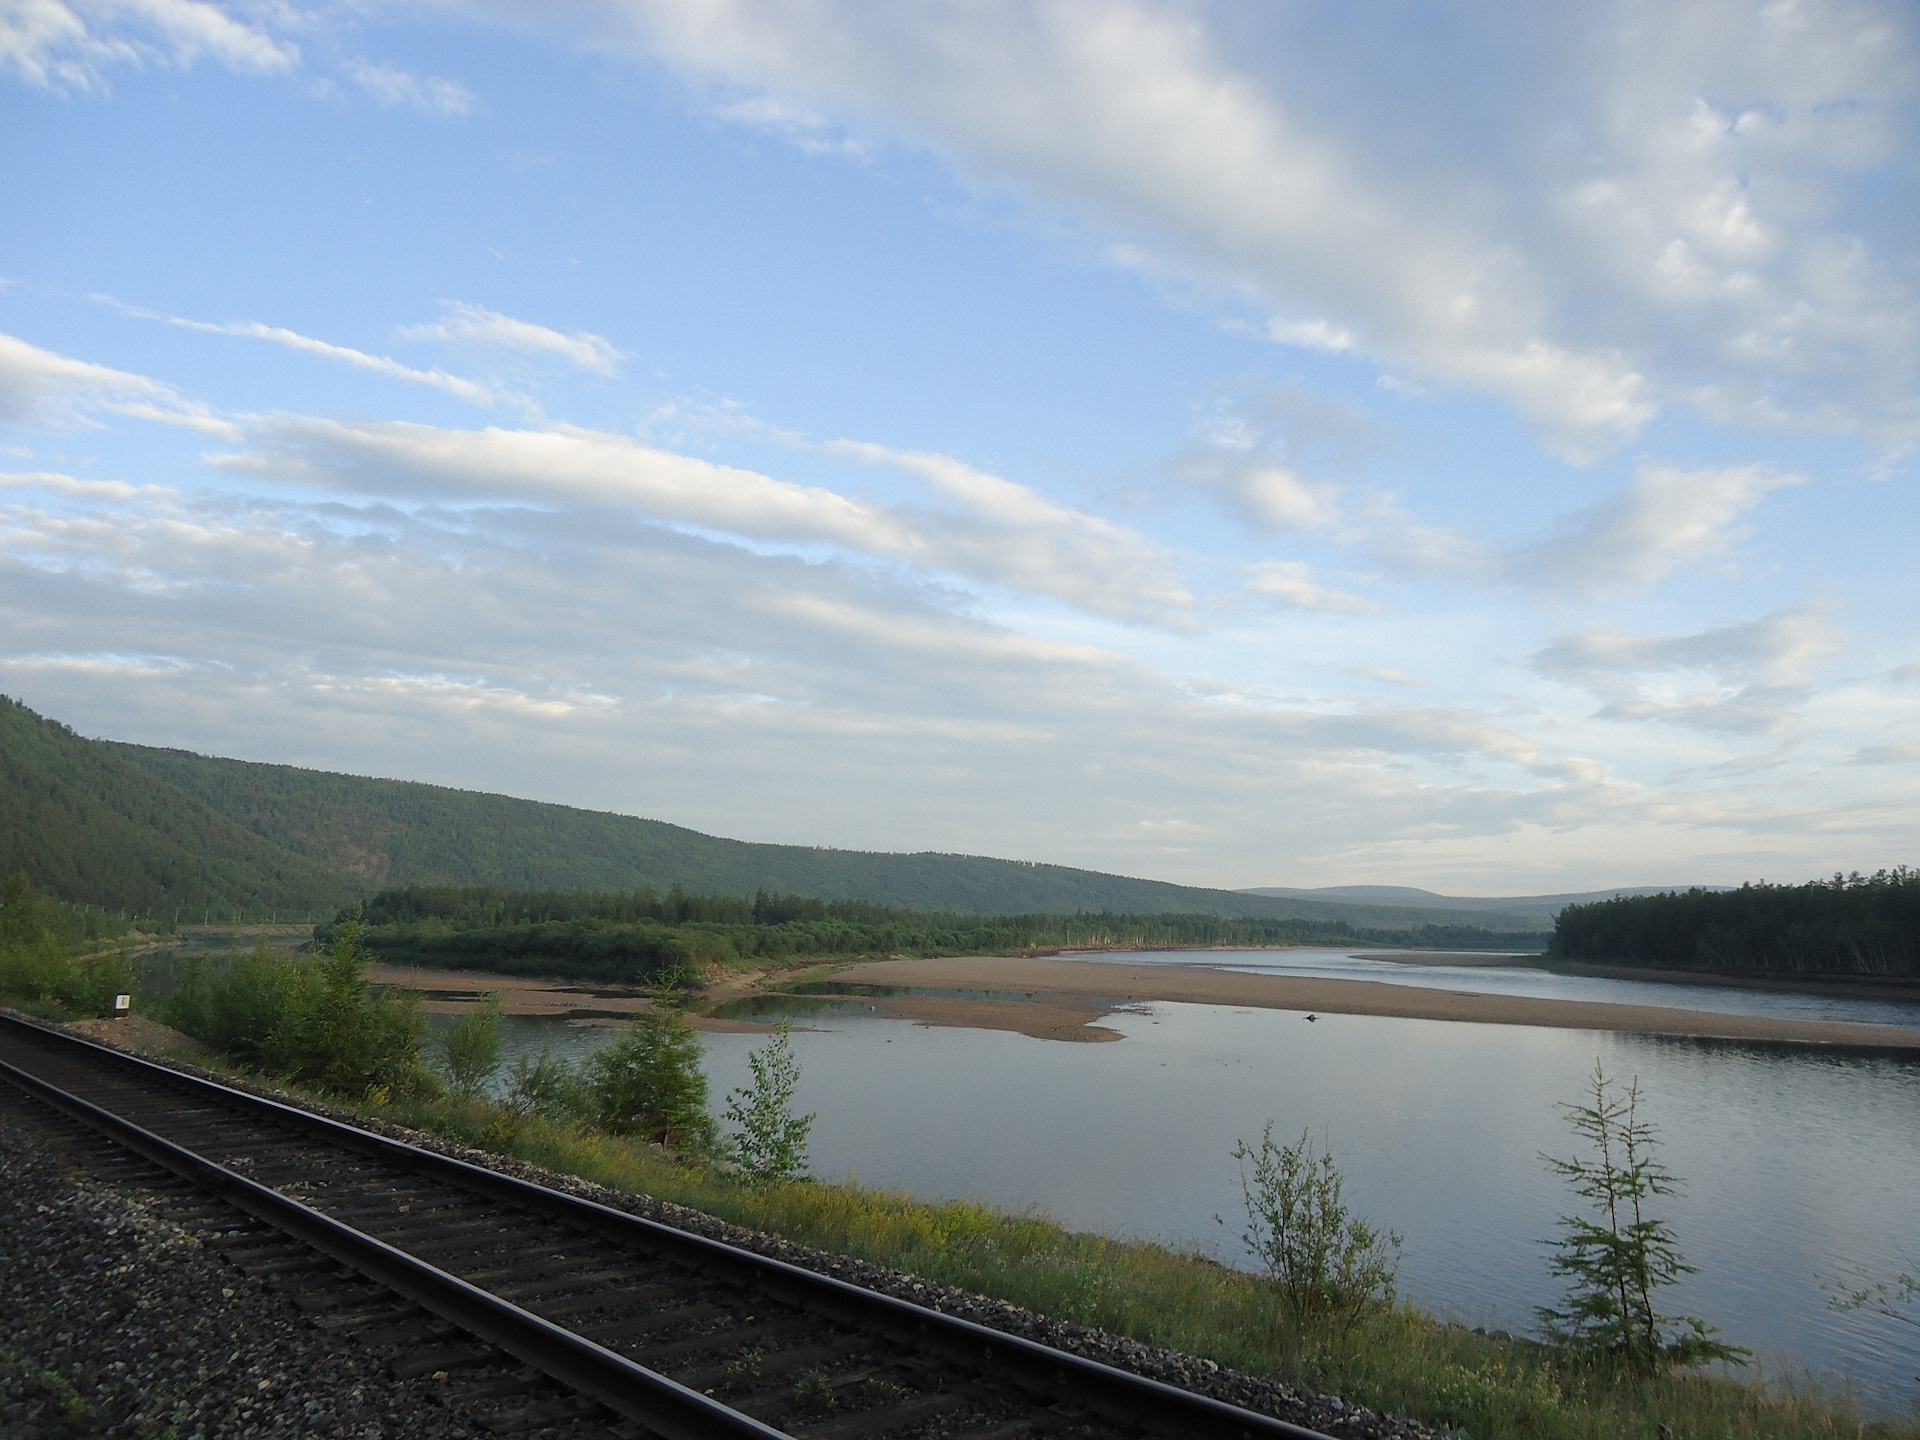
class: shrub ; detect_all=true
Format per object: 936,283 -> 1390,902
163,921 -> 427,1099
1233,1122 -> 1400,1329
441,992 -> 505,1099
0,874 -> 135,1018
587,992 -> 714,1150
1538,1062 -> 1747,1373
504,1044 -> 589,1121
723,1020 -> 815,1184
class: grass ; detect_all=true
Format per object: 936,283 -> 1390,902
362,1089 -> 1915,1440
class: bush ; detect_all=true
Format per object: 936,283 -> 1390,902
1538,1063 -> 1747,1373
587,993 -> 714,1150
163,921 -> 427,1099
723,1020 -> 815,1184
0,874 -> 135,1018
1233,1122 -> 1400,1330
504,1044 -> 589,1121
441,992 -> 505,1099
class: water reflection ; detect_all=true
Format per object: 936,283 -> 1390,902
416,980 -> 1917,1410
1072,948 -> 1920,1029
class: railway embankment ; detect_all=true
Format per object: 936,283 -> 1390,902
0,1104 -> 516,1439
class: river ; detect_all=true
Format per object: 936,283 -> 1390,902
450,951 -> 1920,1411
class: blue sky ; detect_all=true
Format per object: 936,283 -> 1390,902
2,1 -> 1917,892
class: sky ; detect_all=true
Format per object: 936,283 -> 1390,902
1,1 -> 1917,894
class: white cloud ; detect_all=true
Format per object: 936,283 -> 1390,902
465,0 -> 1657,450
1511,461 -> 1802,594
455,0 -> 1920,453
1177,381 -> 1365,532
1532,606 -> 1842,735
1352,667 -> 1425,688
220,418 -> 1196,625
1243,560 -> 1377,614
1,0 -> 295,89
104,302 -> 498,405
824,438 -> 1192,623
344,58 -> 475,118
712,93 -> 865,155
0,329 -> 164,423
0,328 -> 232,435
1370,460 -> 1800,596
401,302 -> 624,376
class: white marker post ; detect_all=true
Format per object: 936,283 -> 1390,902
113,994 -> 132,1018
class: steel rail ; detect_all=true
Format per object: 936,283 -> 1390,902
0,1013 -> 1334,1440
0,1050 -> 785,1440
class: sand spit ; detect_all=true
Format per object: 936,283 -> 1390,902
364,964 -> 786,1033
832,955 -> 1920,1051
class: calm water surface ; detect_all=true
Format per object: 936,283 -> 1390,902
466,972 -> 1920,1411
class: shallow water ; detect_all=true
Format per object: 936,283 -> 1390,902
1072,947 -> 1920,1029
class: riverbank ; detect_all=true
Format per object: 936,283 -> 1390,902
826,955 -> 1920,1050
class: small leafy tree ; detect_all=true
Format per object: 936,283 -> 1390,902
505,1044 -> 588,1121
1233,1123 -> 1400,1328
724,1020 -> 815,1184
275,919 -> 426,1098
166,922 -> 426,1099
588,991 -> 714,1150
1538,1063 -> 1747,1372
441,992 -> 505,1100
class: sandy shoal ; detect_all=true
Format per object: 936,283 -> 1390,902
365,964 -> 784,1032
833,955 -> 1920,1051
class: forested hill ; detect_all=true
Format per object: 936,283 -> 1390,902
0,698 -> 354,916
4,694 -> 1545,932
112,737 -> 1536,926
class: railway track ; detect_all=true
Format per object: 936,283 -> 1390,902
0,1013 -> 1334,1440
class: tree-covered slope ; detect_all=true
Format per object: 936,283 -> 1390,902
0,698 -> 355,916
110,739 -> 1475,923
2,694 -> 1547,933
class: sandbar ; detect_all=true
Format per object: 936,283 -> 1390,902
365,964 -> 783,1033
831,955 -> 1920,1051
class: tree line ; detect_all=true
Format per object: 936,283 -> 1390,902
329,884 -> 1546,985
1549,869 -> 1920,976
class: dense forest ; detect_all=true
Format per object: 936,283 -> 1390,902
1549,870 -> 1920,976
328,884 -> 1549,984
2,694 -> 1546,932
0,697 -> 355,916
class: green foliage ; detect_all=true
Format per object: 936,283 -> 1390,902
1551,870 -> 1920,976
723,1020 -> 815,1184
0,873 -> 136,1017
0,695 -> 351,917
504,1044 -> 589,1121
586,995 -> 715,1150
440,992 -> 505,1099
1233,1122 -> 1400,1329
163,923 -> 427,1098
1821,1264 -> 1918,1328
5,693 -> 1544,931
1538,1064 -> 1747,1374
324,883 -> 1542,986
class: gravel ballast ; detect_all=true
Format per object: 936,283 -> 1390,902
0,1104 -> 506,1439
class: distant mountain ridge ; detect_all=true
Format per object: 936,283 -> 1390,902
4,693 -> 1550,933
1241,884 -> 1717,930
